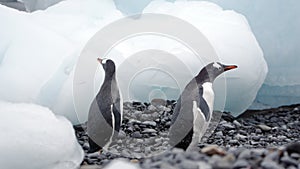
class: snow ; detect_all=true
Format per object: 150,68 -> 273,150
0,101 -> 84,169
0,0 -> 267,125
103,160 -> 141,169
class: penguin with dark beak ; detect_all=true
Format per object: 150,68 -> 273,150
169,62 -> 237,151
87,58 -> 122,153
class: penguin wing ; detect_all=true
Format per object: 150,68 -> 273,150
197,87 -> 210,121
112,96 -> 122,132
171,96 -> 181,124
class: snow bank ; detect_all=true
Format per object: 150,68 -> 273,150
0,101 -> 84,169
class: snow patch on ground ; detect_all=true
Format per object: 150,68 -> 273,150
0,101 -> 84,169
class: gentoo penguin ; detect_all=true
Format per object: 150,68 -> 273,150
169,62 -> 237,151
87,58 -> 123,153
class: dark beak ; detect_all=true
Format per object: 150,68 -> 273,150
224,65 -> 238,71
97,58 -> 102,63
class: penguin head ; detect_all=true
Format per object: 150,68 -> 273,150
197,62 -> 238,83
97,58 -> 116,75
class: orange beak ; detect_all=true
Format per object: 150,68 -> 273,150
224,65 -> 238,71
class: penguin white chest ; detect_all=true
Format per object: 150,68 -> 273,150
201,82 -> 214,114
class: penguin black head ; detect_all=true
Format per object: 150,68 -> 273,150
97,58 -> 116,75
196,62 -> 237,83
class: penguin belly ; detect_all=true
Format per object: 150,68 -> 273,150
187,83 -> 214,151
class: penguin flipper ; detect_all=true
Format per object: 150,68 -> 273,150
171,96 -> 182,124
112,98 -> 121,132
198,87 -> 210,121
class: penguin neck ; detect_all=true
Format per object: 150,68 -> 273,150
104,72 -> 116,82
195,69 -> 213,84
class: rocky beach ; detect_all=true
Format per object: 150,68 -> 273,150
75,101 -> 300,169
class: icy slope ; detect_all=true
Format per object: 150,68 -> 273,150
0,101 -> 84,169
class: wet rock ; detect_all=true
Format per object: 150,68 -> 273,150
257,124 -> 272,131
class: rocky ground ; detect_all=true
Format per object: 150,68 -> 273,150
75,101 -> 300,169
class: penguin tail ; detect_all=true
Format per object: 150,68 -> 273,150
87,137 -> 102,153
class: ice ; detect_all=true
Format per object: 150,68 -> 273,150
103,160 -> 140,169
132,1 -> 268,115
0,101 -> 84,169
0,0 -> 267,125
114,0 -> 300,109
17,0 -> 64,12
199,0 -> 300,109
0,1 -> 123,124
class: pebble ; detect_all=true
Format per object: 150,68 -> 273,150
257,124 -> 272,131
142,128 -> 157,134
232,159 -> 249,169
281,156 -> 299,166
132,131 -> 142,138
286,142 -> 300,155
261,160 -> 284,169
201,145 -> 226,156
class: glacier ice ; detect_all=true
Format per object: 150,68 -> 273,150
201,0 -> 300,109
114,0 -> 300,109
0,101 -> 84,169
116,0 -> 268,115
17,0 -> 63,12
0,0 -> 267,125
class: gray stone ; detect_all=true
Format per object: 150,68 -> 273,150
261,160 -> 284,169
148,105 -> 157,111
121,149 -> 131,157
160,163 -> 177,169
233,160 -> 249,169
222,123 -> 235,130
233,120 -> 242,127
215,131 -> 223,137
197,161 -> 212,169
229,140 -> 239,145
178,160 -> 198,169
142,121 -> 157,127
132,131 -> 142,138
281,156 -> 299,166
142,128 -> 157,133
238,149 -> 251,159
257,124 -> 272,131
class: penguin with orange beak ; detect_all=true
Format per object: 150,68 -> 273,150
169,62 -> 237,151
87,58 -> 122,153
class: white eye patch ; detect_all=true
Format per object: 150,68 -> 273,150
213,62 -> 222,69
101,58 -> 108,64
